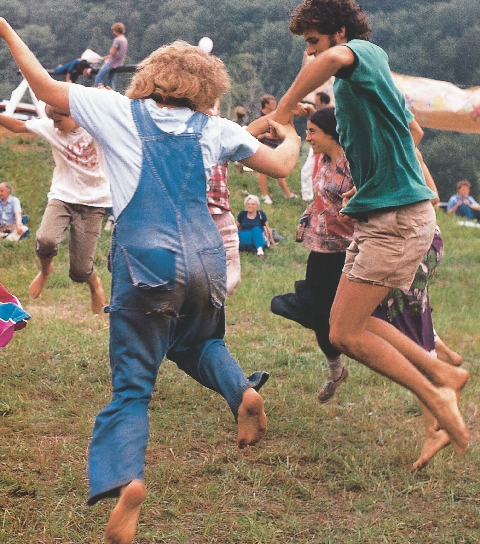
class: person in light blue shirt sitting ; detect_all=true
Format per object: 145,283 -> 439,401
446,180 -> 480,220
0,182 -> 28,241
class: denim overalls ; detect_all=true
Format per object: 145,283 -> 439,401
87,100 -> 268,504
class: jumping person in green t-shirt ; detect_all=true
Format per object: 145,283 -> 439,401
274,0 -> 469,461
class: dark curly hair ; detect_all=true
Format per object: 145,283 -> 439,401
289,0 -> 371,41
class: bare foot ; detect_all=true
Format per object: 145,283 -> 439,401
442,366 -> 469,402
435,337 -> 463,366
105,479 -> 146,544
87,271 -> 106,314
237,387 -> 267,449
430,387 -> 469,455
411,402 -> 450,470
29,262 -> 53,298
411,428 -> 450,471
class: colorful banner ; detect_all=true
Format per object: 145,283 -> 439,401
391,73 -> 480,134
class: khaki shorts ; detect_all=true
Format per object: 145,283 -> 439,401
36,199 -> 107,283
343,200 -> 436,292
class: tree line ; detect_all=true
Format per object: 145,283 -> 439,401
0,0 -> 479,199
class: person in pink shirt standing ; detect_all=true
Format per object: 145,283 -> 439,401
94,22 -> 128,90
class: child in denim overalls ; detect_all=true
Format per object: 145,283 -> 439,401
0,23 -> 302,543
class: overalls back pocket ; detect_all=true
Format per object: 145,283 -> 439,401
108,245 -> 176,312
121,246 -> 175,290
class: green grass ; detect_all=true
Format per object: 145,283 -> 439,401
0,139 -> 479,543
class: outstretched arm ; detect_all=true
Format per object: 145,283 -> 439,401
246,103 -> 308,139
274,46 -> 354,124
0,113 -> 29,133
0,18 -> 70,112
241,119 -> 301,179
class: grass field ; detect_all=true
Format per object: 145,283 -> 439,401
0,132 -> 479,543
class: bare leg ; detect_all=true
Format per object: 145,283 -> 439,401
412,401 -> 450,471
276,177 -> 295,197
104,479 -> 146,544
237,387 -> 267,449
412,337 -> 464,470
435,335 -> 463,366
329,275 -> 469,454
87,270 -> 106,314
366,318 -> 469,395
258,172 -> 269,198
29,256 -> 54,298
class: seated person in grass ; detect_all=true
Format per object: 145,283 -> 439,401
0,182 -> 29,241
446,179 -> 480,221
236,194 -> 276,259
0,20 -> 301,544
0,107 -> 111,314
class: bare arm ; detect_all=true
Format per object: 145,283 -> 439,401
446,200 -> 461,215
240,120 -> 301,178
0,114 -> 29,133
14,210 -> 23,234
274,46 -> 355,124
410,119 -> 424,147
264,220 -> 277,246
0,18 -> 70,112
415,148 -> 440,206
246,103 -> 307,138
246,113 -> 273,139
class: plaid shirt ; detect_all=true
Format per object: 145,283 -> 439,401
207,162 -> 232,215
301,153 -> 355,253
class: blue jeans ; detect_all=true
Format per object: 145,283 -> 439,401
94,62 -> 115,89
455,204 -> 480,221
87,102 -> 269,505
238,226 -> 265,251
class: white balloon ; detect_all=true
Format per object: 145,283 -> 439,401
198,36 -> 213,54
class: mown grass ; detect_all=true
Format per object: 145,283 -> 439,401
0,136 -> 479,543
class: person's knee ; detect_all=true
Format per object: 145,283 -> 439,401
329,325 -> 350,353
35,237 -> 58,259
69,265 -> 93,284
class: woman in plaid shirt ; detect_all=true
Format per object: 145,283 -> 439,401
272,107 -> 354,402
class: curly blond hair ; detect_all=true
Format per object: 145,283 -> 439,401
125,41 -> 230,111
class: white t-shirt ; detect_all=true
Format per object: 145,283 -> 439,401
69,86 -> 259,217
25,118 -> 112,207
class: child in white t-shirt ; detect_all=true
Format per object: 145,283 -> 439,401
0,106 -> 111,313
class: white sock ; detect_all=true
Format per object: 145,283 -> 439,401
257,247 -> 264,256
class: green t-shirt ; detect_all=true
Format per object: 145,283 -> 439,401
334,40 -> 435,216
